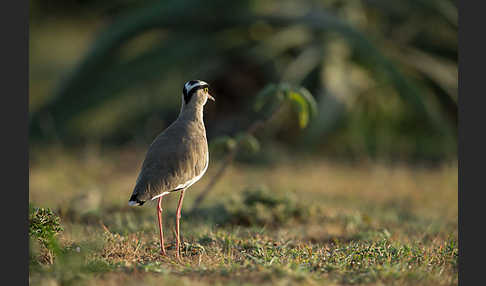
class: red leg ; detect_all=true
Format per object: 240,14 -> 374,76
157,197 -> 166,255
175,189 -> 185,261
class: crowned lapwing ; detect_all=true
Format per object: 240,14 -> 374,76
128,80 -> 214,260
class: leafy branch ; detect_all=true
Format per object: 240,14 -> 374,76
190,83 -> 317,212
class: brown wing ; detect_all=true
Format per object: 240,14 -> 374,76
131,120 -> 208,201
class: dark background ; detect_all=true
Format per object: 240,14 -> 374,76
29,0 -> 457,164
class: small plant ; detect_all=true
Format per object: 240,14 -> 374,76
225,186 -> 308,227
29,204 -> 64,264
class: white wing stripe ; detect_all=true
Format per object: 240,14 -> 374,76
150,152 -> 209,200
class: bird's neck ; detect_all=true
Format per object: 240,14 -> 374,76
179,103 -> 204,125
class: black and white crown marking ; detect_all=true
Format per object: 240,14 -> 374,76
183,80 -> 209,104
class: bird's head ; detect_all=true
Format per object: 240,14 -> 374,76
182,80 -> 215,109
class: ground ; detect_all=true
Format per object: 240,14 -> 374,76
29,147 -> 458,285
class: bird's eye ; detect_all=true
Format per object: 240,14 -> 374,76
204,87 -> 208,93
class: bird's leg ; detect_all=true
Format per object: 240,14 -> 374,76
175,189 -> 186,261
157,197 -> 166,255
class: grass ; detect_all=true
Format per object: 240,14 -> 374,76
29,146 -> 457,285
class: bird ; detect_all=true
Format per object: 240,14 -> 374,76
128,80 -> 214,260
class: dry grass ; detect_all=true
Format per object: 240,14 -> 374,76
29,146 -> 457,285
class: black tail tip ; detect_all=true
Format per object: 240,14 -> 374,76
128,194 -> 145,206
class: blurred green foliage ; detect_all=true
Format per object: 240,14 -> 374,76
254,83 -> 318,127
29,0 -> 457,162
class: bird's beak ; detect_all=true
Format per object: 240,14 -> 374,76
207,94 -> 215,101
